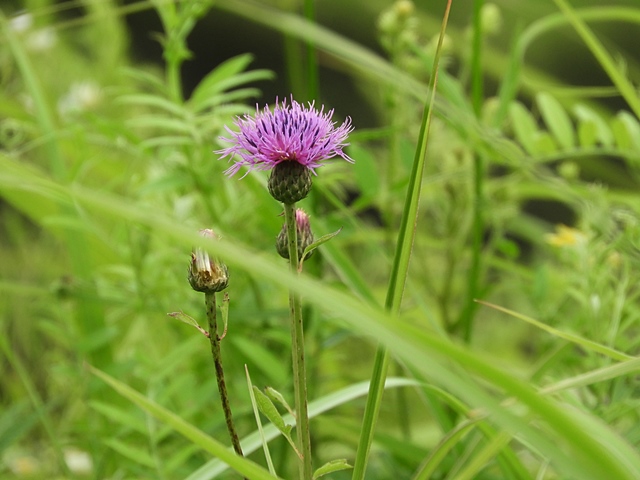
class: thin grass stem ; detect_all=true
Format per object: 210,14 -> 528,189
351,1 -> 453,478
458,0 -> 485,342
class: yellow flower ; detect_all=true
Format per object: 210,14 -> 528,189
544,224 -> 586,247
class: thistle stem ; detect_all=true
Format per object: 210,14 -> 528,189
205,292 -> 246,467
283,202 -> 313,480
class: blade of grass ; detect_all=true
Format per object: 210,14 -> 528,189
245,366 -> 277,476
477,300 -> 632,361
458,0 -> 485,341
352,1 -> 452,478
413,418 -> 480,480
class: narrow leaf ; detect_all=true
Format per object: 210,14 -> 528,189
413,419 -> 480,480
103,439 -> 156,468
477,300 -> 632,361
265,387 -> 295,418
253,387 -> 291,436
312,459 -> 353,479
509,101 -> 539,154
117,94 -> 186,117
253,387 -> 300,457
167,311 -> 200,329
574,104 -> 613,146
613,111 -> 640,151
537,92 -> 575,149
302,228 -> 342,262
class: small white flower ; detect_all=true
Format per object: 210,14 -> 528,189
27,27 -> 57,51
58,82 -> 103,115
64,448 -> 93,474
10,12 -> 33,33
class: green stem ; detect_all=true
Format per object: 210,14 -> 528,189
283,202 -> 313,480
458,0 -> 485,342
204,293 -> 246,467
303,0 -> 319,100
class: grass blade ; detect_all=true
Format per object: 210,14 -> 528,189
352,1 -> 453,478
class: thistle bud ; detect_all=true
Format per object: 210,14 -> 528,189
268,162 -> 312,204
276,209 -> 315,261
188,229 -> 229,293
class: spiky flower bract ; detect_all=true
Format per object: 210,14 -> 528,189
217,97 -> 353,180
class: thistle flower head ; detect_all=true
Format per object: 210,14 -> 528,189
276,209 -> 315,261
188,229 -> 229,293
217,97 -> 353,178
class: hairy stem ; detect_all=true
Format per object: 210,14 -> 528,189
205,293 -> 246,468
283,202 -> 313,480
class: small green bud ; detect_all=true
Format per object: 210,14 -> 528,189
268,162 -> 312,204
188,229 -> 229,293
276,209 -> 315,261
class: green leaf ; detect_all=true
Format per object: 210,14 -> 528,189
117,94 -> 186,117
189,54 -> 255,105
312,459 -> 353,479
220,293 -> 230,339
509,101 -> 539,155
89,401 -> 147,434
189,64 -> 274,112
167,311 -> 201,330
533,131 -> 558,155
540,357 -> 640,395
612,111 -> 640,151
577,119 -> 598,148
128,115 -> 194,135
252,387 -> 292,437
191,88 -> 263,114
413,419 -> 480,480
537,92 -> 575,149
478,301 -> 632,361
301,228 -> 342,262
103,439 -> 156,468
121,66 -> 166,93
574,104 -> 614,146
264,387 -> 295,418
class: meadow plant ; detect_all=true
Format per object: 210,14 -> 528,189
218,97 -> 354,479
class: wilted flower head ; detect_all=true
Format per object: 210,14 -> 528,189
276,209 -> 315,261
188,229 -> 229,293
217,97 -> 353,178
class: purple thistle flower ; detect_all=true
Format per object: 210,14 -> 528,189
217,97 -> 353,177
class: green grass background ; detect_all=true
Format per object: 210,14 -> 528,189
1,0 -> 640,479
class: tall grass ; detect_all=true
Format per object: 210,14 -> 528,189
1,1 -> 640,479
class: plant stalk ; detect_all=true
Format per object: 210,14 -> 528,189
205,292 -> 246,470
283,202 -> 313,480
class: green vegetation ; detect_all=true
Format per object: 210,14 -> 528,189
1,0 -> 640,479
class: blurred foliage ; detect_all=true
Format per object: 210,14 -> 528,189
1,0 -> 640,479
